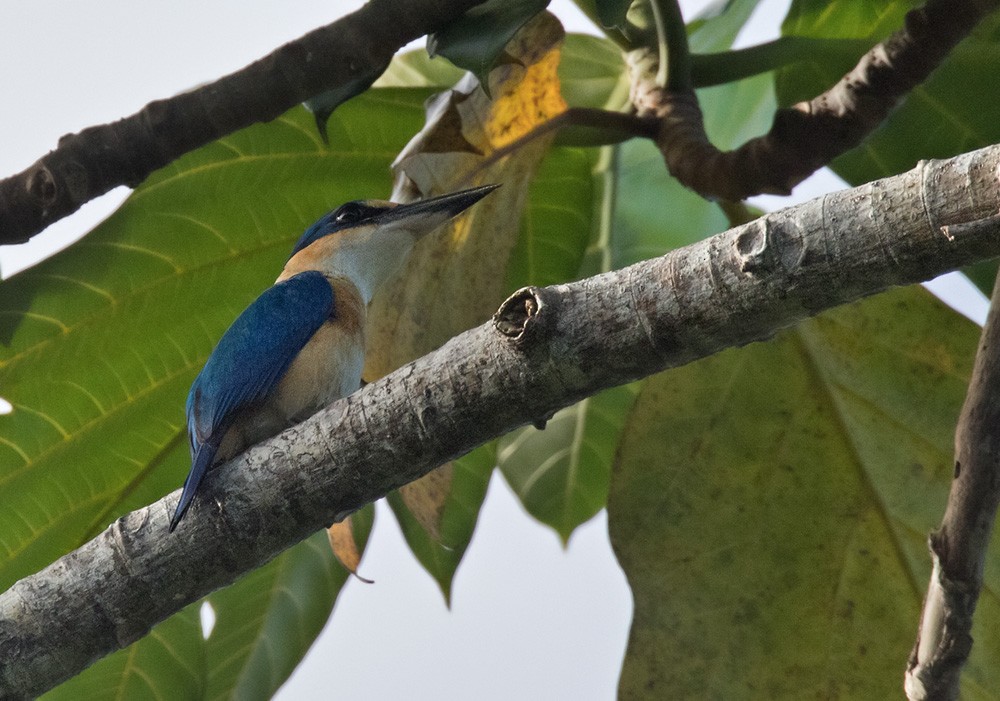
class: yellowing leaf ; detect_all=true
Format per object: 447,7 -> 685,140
327,516 -> 372,583
609,287 -> 1000,697
398,464 -> 454,542
365,11 -> 567,380
361,14 -> 567,592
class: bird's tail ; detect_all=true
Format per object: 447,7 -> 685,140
168,446 -> 216,532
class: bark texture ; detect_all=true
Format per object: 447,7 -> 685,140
630,0 -> 1000,200
0,0 -> 485,245
906,267 -> 1000,701
3,145 -> 1000,698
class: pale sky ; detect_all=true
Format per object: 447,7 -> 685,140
0,1 -> 986,699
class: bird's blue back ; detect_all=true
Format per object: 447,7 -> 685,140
170,270 -> 334,530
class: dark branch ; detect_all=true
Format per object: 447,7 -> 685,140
3,143 -> 1000,699
906,262 -> 1000,700
0,0 -> 486,245
630,0 -> 1000,200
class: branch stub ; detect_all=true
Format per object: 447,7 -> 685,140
493,287 -> 542,344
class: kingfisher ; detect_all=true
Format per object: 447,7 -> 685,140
168,184 -> 498,532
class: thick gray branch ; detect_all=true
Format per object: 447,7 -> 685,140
3,146 -> 1000,698
0,0 -> 485,245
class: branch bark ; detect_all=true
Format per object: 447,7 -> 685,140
906,270 -> 1000,700
0,0 -> 485,246
3,145 -> 1000,698
630,0 -> 1000,200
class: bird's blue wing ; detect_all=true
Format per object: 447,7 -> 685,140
169,271 -> 334,531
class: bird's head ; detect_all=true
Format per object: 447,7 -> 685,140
279,184 -> 499,302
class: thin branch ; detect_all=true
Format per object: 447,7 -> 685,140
0,0 -> 487,246
630,0 -> 1000,200
3,143 -> 1000,699
906,264 -> 1000,700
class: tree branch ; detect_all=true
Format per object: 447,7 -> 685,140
0,0 -> 486,246
630,0 -> 999,200
906,267 -> 1000,700
3,144 -> 1000,698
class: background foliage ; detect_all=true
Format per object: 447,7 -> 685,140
2,0 -> 1000,696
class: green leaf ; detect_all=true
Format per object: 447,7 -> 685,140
496,23 -> 777,538
427,0 -> 551,88
963,259 -> 999,298
387,445 -> 494,602
1,90 -> 425,695
42,606 -> 206,700
304,60 -> 390,142
687,0 -> 763,53
507,146 -> 596,291
375,50 -> 467,89
781,0 -> 917,42
0,90 -> 429,596
45,531 -> 361,700
688,0 -> 775,153
498,385 -> 638,542
609,286 -> 1000,697
557,34 -> 629,110
595,0 -> 632,29
777,0 -> 1000,184
204,531 -> 357,700
609,138 -> 729,268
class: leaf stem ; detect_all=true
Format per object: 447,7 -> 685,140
690,37 -> 871,88
652,0 -> 692,91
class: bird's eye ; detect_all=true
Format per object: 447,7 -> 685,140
334,203 -> 364,225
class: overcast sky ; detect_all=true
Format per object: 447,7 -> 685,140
0,1 -> 987,699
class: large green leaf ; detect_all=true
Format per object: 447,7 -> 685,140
557,34 -> 629,110
387,445 -> 494,602
497,8 -> 776,539
498,385 -> 639,543
507,145 -> 597,291
609,286 -> 1000,697
0,90 -> 429,592
44,530 -> 359,701
42,606 -> 206,700
781,0 -> 917,42
204,531 -> 359,700
0,90 -> 430,695
687,0 -> 763,53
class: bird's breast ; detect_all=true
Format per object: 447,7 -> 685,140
272,319 -> 365,422
271,276 -> 367,422
210,276 -> 367,466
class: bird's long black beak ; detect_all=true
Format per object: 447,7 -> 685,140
378,184 -> 500,237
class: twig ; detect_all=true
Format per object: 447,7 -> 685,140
0,0 -> 487,245
630,0 -> 1000,200
3,143 -> 1000,699
906,253 -> 1000,700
